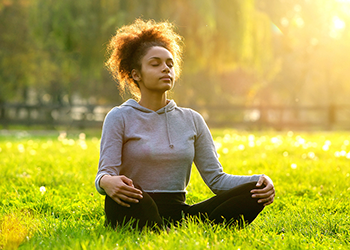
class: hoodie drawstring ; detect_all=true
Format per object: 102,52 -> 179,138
165,108 -> 174,148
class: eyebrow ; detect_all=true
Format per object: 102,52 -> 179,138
148,57 -> 173,61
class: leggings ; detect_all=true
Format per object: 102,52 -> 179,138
104,181 -> 265,230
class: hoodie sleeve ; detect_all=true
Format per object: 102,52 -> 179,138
191,110 -> 261,194
95,107 -> 124,195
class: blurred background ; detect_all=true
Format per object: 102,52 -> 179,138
1,0 -> 350,130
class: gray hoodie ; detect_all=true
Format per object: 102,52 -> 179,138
95,99 -> 261,195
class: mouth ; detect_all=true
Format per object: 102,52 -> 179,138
160,76 -> 172,82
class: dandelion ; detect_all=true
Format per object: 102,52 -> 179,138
283,151 -> 288,157
287,131 -> 294,137
340,150 -> 346,156
271,137 -> 279,144
334,151 -> 340,157
222,148 -> 229,154
346,153 -> 350,159
322,145 -> 329,151
79,141 -> 88,150
223,134 -> 231,143
58,132 -> 67,141
248,134 -> 255,141
6,142 -> 12,148
296,136 -> 305,145
17,144 -> 25,153
79,133 -> 86,140
308,152 -> 315,159
291,163 -> 297,169
39,186 -> 46,195
238,144 -> 245,150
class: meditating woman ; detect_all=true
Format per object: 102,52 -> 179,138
95,19 -> 275,230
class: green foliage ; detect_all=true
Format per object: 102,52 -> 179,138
2,1 -> 350,107
0,129 -> 349,249
0,0 -> 271,106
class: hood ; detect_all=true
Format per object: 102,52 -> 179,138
121,99 -> 177,114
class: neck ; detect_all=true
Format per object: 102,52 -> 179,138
138,92 -> 168,111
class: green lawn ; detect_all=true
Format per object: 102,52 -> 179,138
0,129 -> 349,249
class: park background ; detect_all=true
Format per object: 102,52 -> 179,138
1,0 -> 350,130
1,1 -> 350,250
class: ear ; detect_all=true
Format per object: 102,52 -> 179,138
131,69 -> 141,82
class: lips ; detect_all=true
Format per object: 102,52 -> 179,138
160,75 -> 172,81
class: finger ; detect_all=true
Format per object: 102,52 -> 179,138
120,175 -> 134,187
251,188 -> 274,198
257,193 -> 273,202
257,193 -> 275,204
117,194 -> 141,204
251,186 -> 270,194
122,189 -> 143,199
110,188 -> 143,203
263,195 -> 275,206
263,200 -> 273,206
251,182 -> 274,194
255,177 -> 264,187
121,184 -> 143,195
113,197 -> 131,208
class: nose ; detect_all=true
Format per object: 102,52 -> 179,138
162,63 -> 170,73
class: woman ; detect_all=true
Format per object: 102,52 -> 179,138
95,19 -> 275,230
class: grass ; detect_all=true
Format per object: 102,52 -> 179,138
0,129 -> 349,249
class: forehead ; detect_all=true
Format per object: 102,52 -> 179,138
143,46 -> 173,60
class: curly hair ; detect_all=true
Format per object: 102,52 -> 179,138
105,18 -> 183,99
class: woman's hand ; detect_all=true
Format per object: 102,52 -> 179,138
100,175 -> 143,207
250,175 -> 275,206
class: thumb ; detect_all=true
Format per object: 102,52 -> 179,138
121,175 -> 134,187
256,176 -> 264,187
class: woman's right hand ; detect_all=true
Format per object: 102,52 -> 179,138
99,175 -> 143,207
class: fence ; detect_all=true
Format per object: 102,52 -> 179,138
1,103 -> 350,130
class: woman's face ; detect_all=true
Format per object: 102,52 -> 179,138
133,46 -> 175,95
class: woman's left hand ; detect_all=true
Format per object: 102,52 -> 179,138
250,175 -> 275,206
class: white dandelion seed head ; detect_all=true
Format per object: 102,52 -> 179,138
40,186 -> 46,194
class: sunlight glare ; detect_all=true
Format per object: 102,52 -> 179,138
333,16 -> 346,29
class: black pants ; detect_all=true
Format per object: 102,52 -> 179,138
105,181 -> 265,230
